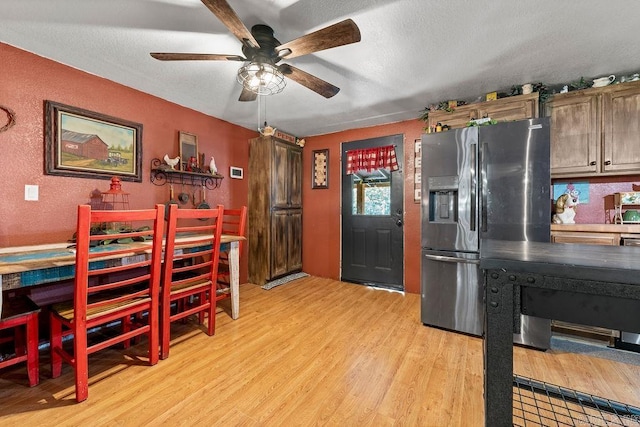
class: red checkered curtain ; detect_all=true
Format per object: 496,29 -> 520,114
345,145 -> 399,175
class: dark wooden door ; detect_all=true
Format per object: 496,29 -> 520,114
341,134 -> 404,290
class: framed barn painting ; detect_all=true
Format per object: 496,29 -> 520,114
45,101 -> 143,182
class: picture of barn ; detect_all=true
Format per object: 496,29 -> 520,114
48,107 -> 139,180
61,129 -> 109,160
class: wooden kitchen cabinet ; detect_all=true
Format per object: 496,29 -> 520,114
602,82 -> 640,173
549,80 -> 640,178
550,231 -> 620,245
248,136 -> 303,285
270,209 -> 302,278
476,92 -> 539,122
427,92 -> 539,130
427,108 -> 478,130
550,226 -> 625,341
548,91 -> 599,176
272,140 -> 302,208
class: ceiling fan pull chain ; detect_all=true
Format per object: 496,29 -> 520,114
257,92 -> 262,131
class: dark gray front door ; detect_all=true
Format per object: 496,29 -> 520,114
341,134 -> 404,290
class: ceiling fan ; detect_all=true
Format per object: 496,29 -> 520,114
150,0 -> 361,102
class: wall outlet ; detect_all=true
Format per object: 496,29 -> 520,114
25,185 -> 39,201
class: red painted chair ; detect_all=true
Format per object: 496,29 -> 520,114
161,204 -> 223,360
216,206 -> 247,304
49,204 -> 164,402
0,295 -> 40,386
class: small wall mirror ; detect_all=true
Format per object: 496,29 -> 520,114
179,131 -> 198,171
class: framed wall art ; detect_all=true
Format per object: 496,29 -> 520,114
312,149 -> 329,189
178,131 -> 198,171
45,101 -> 143,182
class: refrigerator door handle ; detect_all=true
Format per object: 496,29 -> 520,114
480,142 -> 488,232
423,254 -> 480,264
470,143 -> 476,231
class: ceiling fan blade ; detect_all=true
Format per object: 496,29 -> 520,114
200,0 -> 259,49
276,19 -> 361,60
150,53 -> 245,61
279,64 -> 339,98
238,87 -> 257,102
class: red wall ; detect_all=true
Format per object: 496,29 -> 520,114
301,122 -> 424,294
0,43 -> 257,282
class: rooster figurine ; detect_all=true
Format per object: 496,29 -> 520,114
209,156 -> 218,174
163,154 -> 180,170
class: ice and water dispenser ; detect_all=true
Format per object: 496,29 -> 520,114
428,176 -> 459,224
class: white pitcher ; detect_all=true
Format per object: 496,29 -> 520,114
592,75 -> 615,87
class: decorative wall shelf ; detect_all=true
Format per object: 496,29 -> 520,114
150,158 -> 224,189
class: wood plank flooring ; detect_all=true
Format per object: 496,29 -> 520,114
1,276 -> 639,426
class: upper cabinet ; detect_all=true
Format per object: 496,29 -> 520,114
549,80 -> 640,178
476,92 -> 539,123
272,140 -> 302,208
427,108 -> 478,129
427,92 -> 539,130
602,82 -> 640,174
548,91 -> 600,176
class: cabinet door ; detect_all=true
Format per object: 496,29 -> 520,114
272,141 -> 302,208
477,97 -> 538,122
272,142 -> 290,208
602,84 -> 640,173
270,210 -> 302,278
550,230 -> 620,340
271,210 -> 290,278
428,108 -> 478,130
288,147 -> 302,207
549,93 -> 599,177
287,210 -> 302,272
551,231 -> 620,245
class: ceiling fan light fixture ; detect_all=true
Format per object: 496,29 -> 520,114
237,62 -> 286,96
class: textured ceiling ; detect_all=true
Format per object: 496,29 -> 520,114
2,0 -> 639,136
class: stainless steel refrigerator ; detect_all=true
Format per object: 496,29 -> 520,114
421,118 -> 552,349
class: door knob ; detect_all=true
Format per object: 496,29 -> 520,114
589,161 -> 596,166
396,219 -> 403,227
604,160 -> 612,165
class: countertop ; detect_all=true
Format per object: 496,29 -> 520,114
480,239 -> 640,289
551,223 -> 640,233
481,238 -> 640,425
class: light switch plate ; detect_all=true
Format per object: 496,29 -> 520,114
25,185 -> 39,201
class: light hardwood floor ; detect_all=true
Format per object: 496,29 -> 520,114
1,276 -> 639,426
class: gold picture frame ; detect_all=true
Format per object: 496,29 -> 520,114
44,100 -> 143,182
178,131 -> 198,171
312,149 -> 329,189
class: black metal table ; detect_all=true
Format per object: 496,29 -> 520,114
481,239 -> 640,426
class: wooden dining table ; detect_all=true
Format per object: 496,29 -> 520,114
0,234 -> 245,319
